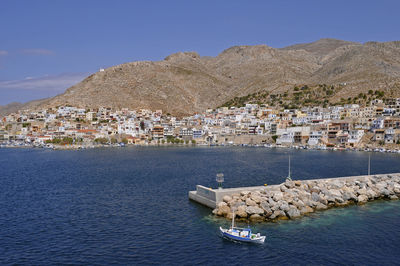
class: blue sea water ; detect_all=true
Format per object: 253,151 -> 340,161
1,147 -> 400,265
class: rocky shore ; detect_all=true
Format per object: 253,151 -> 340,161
212,174 -> 400,222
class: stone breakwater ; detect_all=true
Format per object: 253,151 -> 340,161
212,174 -> 400,222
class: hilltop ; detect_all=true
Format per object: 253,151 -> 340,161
3,38 -> 400,116
0,102 -> 24,116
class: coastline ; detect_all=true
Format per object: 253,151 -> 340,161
1,141 -> 400,154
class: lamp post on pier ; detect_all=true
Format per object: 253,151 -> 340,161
216,173 -> 224,190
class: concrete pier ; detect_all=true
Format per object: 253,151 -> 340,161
189,173 -> 400,209
189,185 -> 278,208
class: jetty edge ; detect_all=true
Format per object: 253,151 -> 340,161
189,173 -> 400,222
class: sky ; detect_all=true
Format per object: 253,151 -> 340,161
1,0 -> 399,105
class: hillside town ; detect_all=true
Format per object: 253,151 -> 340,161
1,98 -> 400,151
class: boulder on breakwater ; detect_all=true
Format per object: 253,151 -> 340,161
212,174 -> 400,222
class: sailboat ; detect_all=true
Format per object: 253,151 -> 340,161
219,211 -> 266,244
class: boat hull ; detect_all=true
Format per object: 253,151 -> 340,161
220,227 -> 265,244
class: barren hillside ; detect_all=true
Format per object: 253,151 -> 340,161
5,39 -> 400,116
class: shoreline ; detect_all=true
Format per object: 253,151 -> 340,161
1,141 -> 400,154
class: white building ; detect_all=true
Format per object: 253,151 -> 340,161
308,131 -> 323,146
348,130 -> 364,144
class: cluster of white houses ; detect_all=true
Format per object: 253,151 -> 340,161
1,98 -> 400,147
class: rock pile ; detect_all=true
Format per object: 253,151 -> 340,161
212,174 -> 400,222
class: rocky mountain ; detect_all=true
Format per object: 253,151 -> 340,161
4,38 -> 400,116
281,38 -> 358,58
0,102 -> 24,116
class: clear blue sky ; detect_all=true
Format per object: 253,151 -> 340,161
1,0 -> 399,105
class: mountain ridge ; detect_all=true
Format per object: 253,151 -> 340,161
2,38 -> 400,116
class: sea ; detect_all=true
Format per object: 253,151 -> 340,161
1,146 -> 400,265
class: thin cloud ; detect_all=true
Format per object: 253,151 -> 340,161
20,49 -> 55,55
0,73 -> 89,92
0,50 -> 8,56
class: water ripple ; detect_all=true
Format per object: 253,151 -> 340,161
0,147 -> 400,264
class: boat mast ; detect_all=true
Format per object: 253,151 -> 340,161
231,210 -> 235,229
